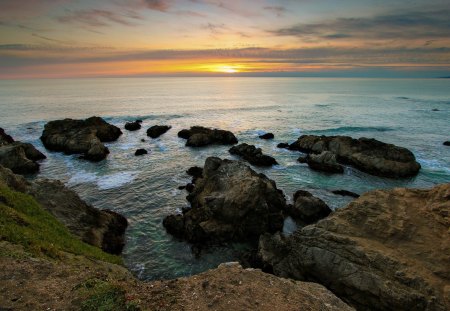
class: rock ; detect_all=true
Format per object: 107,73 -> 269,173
443,141 -> 450,146
140,138 -> 145,142
259,133 -> 274,139
277,142 -> 290,149
146,125 -> 171,138
40,116 -> 122,162
297,155 -> 307,163
284,190 -> 331,224
178,126 -> 238,147
432,108 -> 440,111
185,183 -> 195,192
178,185 -> 186,190
331,189 -> 360,198
229,143 -> 278,167
124,121 -> 141,131
135,149 -> 148,156
0,166 -> 127,254
186,166 -> 203,183
306,151 -> 344,174
0,128 -> 46,174
163,157 -> 286,245
136,119 -> 143,123
288,135 -> 420,178
261,184 -> 450,311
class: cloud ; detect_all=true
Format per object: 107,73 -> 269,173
271,9 -> 450,40
56,9 -> 142,27
263,6 -> 286,17
0,0 -> 68,20
142,0 -> 171,12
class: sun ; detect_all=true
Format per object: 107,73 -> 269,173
217,65 -> 238,73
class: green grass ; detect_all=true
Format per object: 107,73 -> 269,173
76,278 -> 140,311
0,185 -> 122,265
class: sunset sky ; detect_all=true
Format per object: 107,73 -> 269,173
1,0 -> 449,78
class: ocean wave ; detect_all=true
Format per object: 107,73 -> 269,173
308,126 -> 395,134
97,171 -> 138,190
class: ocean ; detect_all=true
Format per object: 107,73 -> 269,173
1,77 -> 449,280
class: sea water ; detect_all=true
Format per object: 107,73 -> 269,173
0,77 -> 449,280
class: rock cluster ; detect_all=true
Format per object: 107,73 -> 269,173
0,165 -> 127,254
163,157 -> 285,245
178,126 -> 238,147
147,125 -> 171,138
40,116 -> 122,161
0,128 -> 46,174
289,135 -> 420,178
259,183 -> 450,311
229,143 -> 278,167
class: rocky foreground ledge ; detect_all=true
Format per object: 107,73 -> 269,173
289,135 -> 421,178
259,183 -> 450,311
40,116 -> 122,161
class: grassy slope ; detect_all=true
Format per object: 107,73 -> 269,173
0,184 -> 122,265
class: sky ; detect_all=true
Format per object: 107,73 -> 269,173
0,0 -> 449,78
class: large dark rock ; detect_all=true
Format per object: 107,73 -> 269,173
229,143 -> 278,167
0,128 -> 46,174
163,157 -> 286,245
147,125 -> 171,138
124,121 -> 142,131
277,143 -> 290,149
135,149 -> 148,156
306,151 -> 344,174
259,133 -> 274,139
285,190 -> 331,224
444,141 -> 450,146
0,166 -> 127,254
178,126 -> 238,147
289,135 -> 420,178
40,116 -> 122,162
259,184 -> 450,311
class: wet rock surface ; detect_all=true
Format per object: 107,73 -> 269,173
147,125 -> 171,138
0,128 -> 46,174
178,126 -> 238,147
289,135 -> 421,178
259,133 -> 274,139
331,189 -> 360,198
135,149 -> 148,156
40,116 -> 122,162
229,143 -> 278,167
306,151 -> 344,174
163,157 -> 286,245
124,120 -> 142,131
260,184 -> 450,311
284,190 -> 332,224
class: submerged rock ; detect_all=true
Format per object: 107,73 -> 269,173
229,143 -> 278,167
178,126 -> 238,147
289,135 -> 420,178
135,149 -> 148,156
284,190 -> 331,224
0,128 -> 46,174
163,157 -> 286,245
306,151 -> 344,174
443,141 -> 450,146
260,183 -> 450,311
331,189 -> 360,198
146,125 -> 171,138
259,133 -> 274,139
124,120 -> 142,131
40,116 -> 122,162
277,142 -> 290,149
0,166 -> 127,254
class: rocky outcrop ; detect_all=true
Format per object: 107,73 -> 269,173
178,126 -> 238,147
229,143 -> 278,167
259,133 -> 274,139
284,190 -> 331,224
306,151 -> 344,174
135,149 -> 148,156
444,141 -> 450,146
0,128 -> 46,174
0,165 -> 127,254
260,184 -> 450,311
289,135 -> 420,178
40,117 -> 122,162
163,157 -> 286,245
147,125 -> 171,138
331,189 -> 360,198
124,120 -> 142,131
277,142 -> 290,149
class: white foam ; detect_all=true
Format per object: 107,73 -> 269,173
68,171 -> 98,185
97,171 -> 137,190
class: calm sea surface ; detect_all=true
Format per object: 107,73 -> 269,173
1,77 -> 449,280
